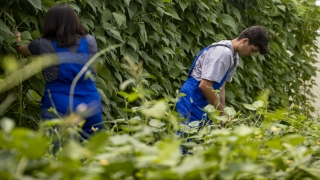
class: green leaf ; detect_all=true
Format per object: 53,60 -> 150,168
127,37 -> 139,51
243,103 -> 257,111
31,30 -> 41,39
124,48 -> 139,63
97,88 -> 109,104
234,125 -> 253,136
27,0 -> 42,10
101,9 -> 113,22
164,6 -> 181,20
203,104 -> 216,113
138,22 -> 147,46
0,20 -> 13,35
188,121 -> 200,128
141,101 -> 167,118
21,31 -> 32,40
124,0 -> 131,6
109,29 -> 124,42
140,51 -> 161,69
220,14 -> 236,30
281,134 -> 304,146
118,91 -> 129,98
149,119 -> 165,128
230,7 -> 241,22
277,5 -> 286,12
184,11 -> 195,25
163,47 -> 175,55
179,0 -> 188,11
112,12 -> 126,27
224,107 -> 236,117
127,93 -> 139,102
252,100 -> 264,109
0,118 -> 15,134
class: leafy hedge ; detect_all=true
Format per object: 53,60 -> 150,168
0,0 -> 320,129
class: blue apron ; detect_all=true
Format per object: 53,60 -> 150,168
176,44 -> 231,122
41,37 -> 102,138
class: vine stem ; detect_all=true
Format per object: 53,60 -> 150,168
69,44 -> 122,112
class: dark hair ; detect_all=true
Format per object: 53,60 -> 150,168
42,4 -> 87,47
237,25 -> 269,54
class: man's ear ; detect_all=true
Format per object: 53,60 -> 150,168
241,38 -> 249,44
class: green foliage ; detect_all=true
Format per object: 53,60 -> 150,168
0,1 -> 320,128
1,85 -> 320,179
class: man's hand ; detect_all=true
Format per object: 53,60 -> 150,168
11,29 -> 31,56
219,111 -> 228,128
12,29 -> 21,42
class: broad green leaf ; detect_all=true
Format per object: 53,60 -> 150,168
21,31 -> 32,40
27,0 -> 42,10
277,5 -> 286,12
202,22 -> 215,35
231,6 -> 241,22
163,47 -> 175,55
220,14 -> 236,30
184,11 -> 195,25
127,37 -> 139,51
127,93 -> 139,102
212,115 -> 228,122
203,104 -> 216,113
252,100 -> 264,108
141,101 -> 167,118
11,128 -> 47,159
243,103 -> 257,111
117,91 -> 129,98
124,48 -> 139,63
69,3 -> 81,13
138,22 -> 147,45
31,30 -> 41,39
179,0 -> 188,11
97,88 -> 109,104
149,119 -> 165,128
234,125 -> 253,136
281,134 -> 304,146
224,107 -> 236,117
109,29 -> 124,42
164,6 -> 181,20
112,12 -> 126,27
101,9 -> 113,22
0,118 -> 15,134
124,0 -> 131,6
188,121 -> 200,128
140,51 -> 161,69
0,20 -> 13,35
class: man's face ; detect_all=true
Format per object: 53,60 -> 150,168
238,39 -> 260,57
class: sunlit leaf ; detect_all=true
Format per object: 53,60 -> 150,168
243,103 -> 257,111
149,119 -> 165,128
141,101 -> 167,118
0,118 -> 15,134
27,0 -> 42,10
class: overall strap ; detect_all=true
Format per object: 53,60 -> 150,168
188,44 -> 231,78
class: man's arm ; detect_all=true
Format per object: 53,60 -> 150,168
219,82 -> 226,106
199,79 -> 224,113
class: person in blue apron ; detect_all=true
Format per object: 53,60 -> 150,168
13,4 -> 102,139
176,26 -> 269,125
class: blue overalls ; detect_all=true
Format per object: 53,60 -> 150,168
41,37 -> 102,139
176,44 -> 231,122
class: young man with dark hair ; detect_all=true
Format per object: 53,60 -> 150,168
176,25 -> 269,124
